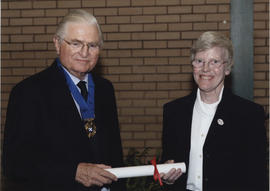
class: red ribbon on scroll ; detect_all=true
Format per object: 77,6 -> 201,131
150,157 -> 163,186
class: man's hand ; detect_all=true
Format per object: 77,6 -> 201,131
75,163 -> 117,187
160,160 -> 182,185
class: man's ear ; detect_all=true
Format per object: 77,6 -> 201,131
53,36 -> 61,55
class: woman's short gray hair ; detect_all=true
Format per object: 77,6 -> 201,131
191,31 -> 234,70
55,9 -> 103,46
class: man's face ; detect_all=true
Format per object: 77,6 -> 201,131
54,22 -> 100,79
193,46 -> 231,95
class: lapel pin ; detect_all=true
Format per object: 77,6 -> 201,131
217,118 -> 224,126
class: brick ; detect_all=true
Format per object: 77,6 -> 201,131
132,82 -> 156,90
10,18 -> 33,26
121,124 -> 144,131
108,66 -> 132,73
12,68 -> 36,76
194,22 -> 218,30
132,32 -> 156,40
122,140 -> 145,147
218,5 -> 230,12
157,32 -> 180,40
194,5 -> 218,13
133,66 -> 156,73
120,24 -> 143,32
132,49 -> 156,57
156,15 -> 180,23
11,35 -> 33,43
157,82 -> 180,90
119,74 -> 143,82
45,9 -> 68,17
2,43 -> 23,51
106,16 -> 130,24
168,6 -> 192,14
102,42 -> 118,49
181,0 -> 205,5
254,72 -> 266,80
119,7 -> 142,15
168,40 -> 192,48
35,34 -> 54,42
145,124 -> 162,131
254,39 -> 266,46
144,24 -> 167,31
107,33 -> 131,41
33,1 -> 56,9
107,0 -> 131,7
23,59 -> 47,67
254,3 -> 267,11
254,13 -> 269,21
157,49 -> 181,57
22,10 -> 45,17
3,76 -> 24,84
114,83 -> 133,90
144,74 -> 168,82
254,47 -> 269,54
2,27 -> 21,35
121,108 -> 144,115
143,41 -> 167,49
57,0 -> 81,8
131,0 -> 155,6
120,132 -> 133,140
254,21 -> 266,29
143,7 -> 167,15
157,66 -> 180,73
145,108 -> 162,115
254,81 -> 269,89
93,8 -> 118,16
101,24 -> 118,32
24,43 -> 48,51
2,10 -> 21,17
181,14 -> 205,22
34,18 -> 57,25
254,89 -> 266,97
131,16 -> 155,23
181,31 -> 202,39
254,64 -> 269,72
133,100 -> 156,107
254,55 -> 266,63
1,60 -> 23,67
145,140 -> 161,147
206,13 -> 230,22
206,0 -> 230,3
9,1 -> 32,9
119,41 -> 142,49
168,23 -> 192,31
120,58 -> 143,65
118,91 -> 144,99
82,0 -> 106,7
108,50 -> 131,57
35,51 -> 56,59
169,74 -> 192,81
2,19 -> 9,26
133,116 -> 157,123
144,57 -> 168,65
134,132 -> 157,139
23,26 -> 45,34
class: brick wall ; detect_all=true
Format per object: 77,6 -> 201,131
1,0 -> 269,165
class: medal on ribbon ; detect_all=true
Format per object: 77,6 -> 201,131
57,58 -> 96,139
84,118 -> 96,138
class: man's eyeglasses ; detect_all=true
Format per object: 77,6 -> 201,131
192,59 -> 226,69
62,39 -> 100,52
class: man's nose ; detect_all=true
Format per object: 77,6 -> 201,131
79,44 -> 90,57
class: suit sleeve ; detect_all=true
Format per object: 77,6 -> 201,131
2,83 -> 77,187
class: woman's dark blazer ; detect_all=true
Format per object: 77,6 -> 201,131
2,60 -> 126,191
161,88 -> 268,191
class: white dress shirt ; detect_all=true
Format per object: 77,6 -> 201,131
186,87 -> 223,191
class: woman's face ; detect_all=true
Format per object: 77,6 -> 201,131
192,46 -> 231,97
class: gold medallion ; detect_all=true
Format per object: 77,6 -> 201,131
84,118 -> 96,138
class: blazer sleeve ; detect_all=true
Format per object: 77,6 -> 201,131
2,82 -> 78,188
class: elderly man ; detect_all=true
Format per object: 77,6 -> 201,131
3,9 -> 125,191
160,31 -> 268,191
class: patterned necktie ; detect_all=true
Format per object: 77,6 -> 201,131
77,81 -> 88,101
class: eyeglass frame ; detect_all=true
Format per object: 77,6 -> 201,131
192,58 -> 228,69
61,38 -> 101,52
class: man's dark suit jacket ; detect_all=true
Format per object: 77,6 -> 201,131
2,60 -> 126,191
161,88 -> 268,191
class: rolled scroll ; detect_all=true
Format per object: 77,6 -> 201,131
105,162 -> 186,179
